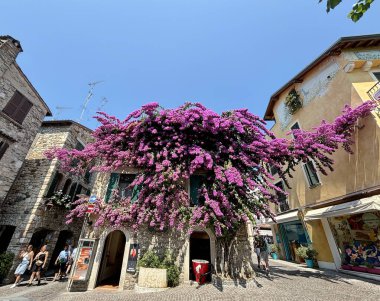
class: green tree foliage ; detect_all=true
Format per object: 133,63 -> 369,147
320,0 -> 375,22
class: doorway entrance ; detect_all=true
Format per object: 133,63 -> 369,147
49,230 -> 73,270
29,228 -> 54,254
279,221 -> 310,262
189,231 -> 211,281
96,230 -> 126,288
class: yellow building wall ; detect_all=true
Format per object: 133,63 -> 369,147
268,47 -> 380,264
304,220 -> 334,262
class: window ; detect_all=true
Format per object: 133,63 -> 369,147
303,160 -> 320,187
2,91 -> 33,124
190,175 -> 206,206
290,122 -> 300,138
268,164 -> 279,176
105,173 -> 140,203
0,140 -> 9,160
46,172 -> 63,197
373,72 -> 380,81
275,181 -> 289,212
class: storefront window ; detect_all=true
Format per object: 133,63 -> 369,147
328,211 -> 380,274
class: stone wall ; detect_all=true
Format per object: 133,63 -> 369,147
0,36 -> 50,205
0,121 -> 93,282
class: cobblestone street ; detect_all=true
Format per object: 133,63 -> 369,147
0,259 -> 378,301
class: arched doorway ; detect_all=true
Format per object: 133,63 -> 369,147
189,231 -> 211,281
96,230 -> 126,288
49,230 -> 73,270
29,228 -> 54,254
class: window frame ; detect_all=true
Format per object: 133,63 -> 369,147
0,140 -> 10,160
370,69 -> 380,81
274,180 -> 289,213
290,121 -> 301,138
302,159 -> 321,188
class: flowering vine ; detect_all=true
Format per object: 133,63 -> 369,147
46,101 -> 376,237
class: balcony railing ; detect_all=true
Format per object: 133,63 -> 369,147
367,81 -> 380,101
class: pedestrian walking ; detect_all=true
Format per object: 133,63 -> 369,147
254,236 -> 261,268
10,245 -> 34,288
65,244 -> 77,276
259,235 -> 270,273
28,245 -> 48,286
53,244 -> 69,281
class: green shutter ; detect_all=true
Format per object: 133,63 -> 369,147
131,184 -> 141,203
105,173 -> 120,202
190,175 -> 201,206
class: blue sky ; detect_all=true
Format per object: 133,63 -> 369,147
0,0 -> 378,128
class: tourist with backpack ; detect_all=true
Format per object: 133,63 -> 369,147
53,244 -> 69,281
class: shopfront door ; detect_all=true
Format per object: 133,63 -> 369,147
279,221 -> 310,261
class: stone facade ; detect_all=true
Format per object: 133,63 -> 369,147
68,170 -> 255,292
0,120 -> 93,281
0,35 -> 51,205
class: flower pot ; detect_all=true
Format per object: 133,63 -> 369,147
341,264 -> 352,271
138,267 -> 167,288
271,253 -> 278,260
367,267 -> 380,275
192,259 -> 209,284
351,266 -> 367,273
305,259 -> 314,268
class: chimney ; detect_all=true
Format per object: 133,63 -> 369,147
0,35 -> 23,62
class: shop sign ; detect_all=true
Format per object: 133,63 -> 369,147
72,239 -> 95,280
126,243 -> 139,272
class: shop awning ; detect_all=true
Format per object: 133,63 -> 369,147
304,195 -> 380,221
267,210 -> 299,224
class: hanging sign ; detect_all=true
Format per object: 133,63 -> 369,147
126,243 -> 139,272
89,195 -> 97,203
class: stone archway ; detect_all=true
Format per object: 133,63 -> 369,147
96,230 -> 126,288
184,228 -> 216,282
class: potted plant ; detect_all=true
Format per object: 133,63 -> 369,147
137,250 -> 180,288
285,88 -> 303,114
269,244 -> 279,260
296,246 -> 318,268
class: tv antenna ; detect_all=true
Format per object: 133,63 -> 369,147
54,106 -> 72,120
97,97 -> 109,111
79,80 -> 104,121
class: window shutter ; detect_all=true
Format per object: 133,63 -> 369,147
46,172 -> 60,197
2,91 -> 22,117
2,91 -> 33,124
304,161 -> 320,186
105,173 -> 120,202
131,185 -> 142,203
190,175 -> 202,206
0,141 -> 9,160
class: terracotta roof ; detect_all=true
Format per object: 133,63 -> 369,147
264,34 -> 380,121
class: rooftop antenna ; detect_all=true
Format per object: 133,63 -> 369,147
79,80 -> 104,121
97,97 -> 108,111
54,106 -> 72,120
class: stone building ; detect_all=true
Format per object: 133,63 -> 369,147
0,35 -> 52,206
263,34 -> 380,280
68,169 -> 255,292
0,120 -> 93,278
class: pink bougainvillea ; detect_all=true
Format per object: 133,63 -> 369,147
46,101 -> 376,236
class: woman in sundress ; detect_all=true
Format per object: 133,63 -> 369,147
10,245 -> 34,288
28,245 -> 48,286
